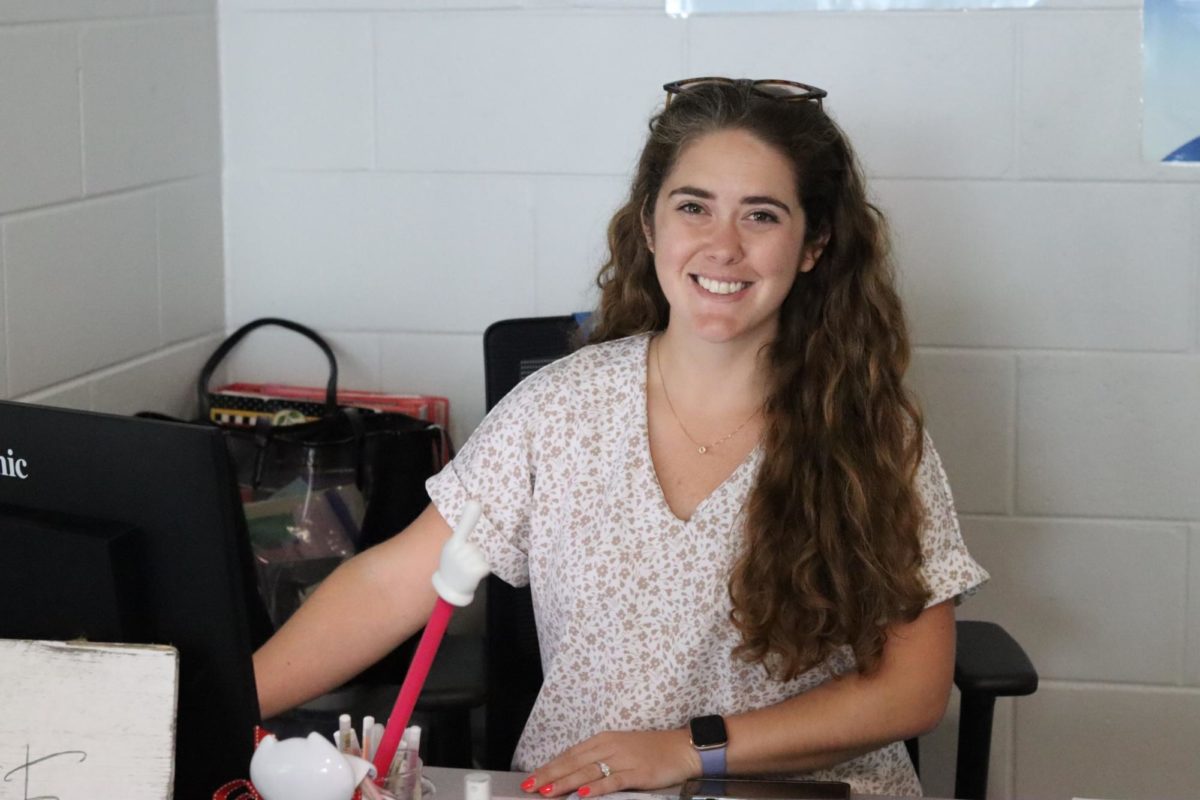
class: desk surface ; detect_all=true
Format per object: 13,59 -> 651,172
423,766 -> 949,800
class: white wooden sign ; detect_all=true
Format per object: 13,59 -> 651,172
0,640 -> 178,800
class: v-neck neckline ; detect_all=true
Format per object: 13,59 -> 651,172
634,334 -> 763,526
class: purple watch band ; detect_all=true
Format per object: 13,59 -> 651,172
698,745 -> 727,777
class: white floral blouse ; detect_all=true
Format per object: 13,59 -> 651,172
426,333 -> 989,797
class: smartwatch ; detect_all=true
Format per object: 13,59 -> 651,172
688,714 -> 728,777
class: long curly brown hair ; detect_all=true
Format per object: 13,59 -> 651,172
589,81 -> 930,678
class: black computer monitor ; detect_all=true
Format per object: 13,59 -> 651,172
0,399 -> 271,800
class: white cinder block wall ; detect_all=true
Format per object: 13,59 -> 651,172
0,1 -> 226,417
6,2 -> 1193,797
220,3 -> 1200,797
0,0 -> 1184,797
218,1 -> 1200,797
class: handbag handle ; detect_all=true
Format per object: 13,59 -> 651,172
198,317 -> 339,422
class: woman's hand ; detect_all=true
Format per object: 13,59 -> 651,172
522,729 -> 702,798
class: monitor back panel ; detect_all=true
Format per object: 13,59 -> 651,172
0,400 -> 264,800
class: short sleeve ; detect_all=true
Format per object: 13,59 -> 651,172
425,375 -> 544,588
915,432 -> 989,607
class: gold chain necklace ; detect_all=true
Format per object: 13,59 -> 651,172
654,339 -> 761,455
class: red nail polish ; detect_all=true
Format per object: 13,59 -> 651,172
540,784 -> 555,796
522,778 -> 537,792
579,787 -> 592,797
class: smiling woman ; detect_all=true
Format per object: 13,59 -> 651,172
252,78 -> 987,800
530,81 -> 983,796
646,128 -> 817,349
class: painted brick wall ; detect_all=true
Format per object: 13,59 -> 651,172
0,0 -> 226,417
219,4 -> 1200,797
5,1 -> 1193,796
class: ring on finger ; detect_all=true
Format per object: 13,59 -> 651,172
595,761 -> 612,779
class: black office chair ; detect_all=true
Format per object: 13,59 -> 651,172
481,315 -> 1038,800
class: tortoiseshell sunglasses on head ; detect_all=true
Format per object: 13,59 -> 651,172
663,77 -> 828,109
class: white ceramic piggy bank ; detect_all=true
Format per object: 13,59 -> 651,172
250,731 -> 377,800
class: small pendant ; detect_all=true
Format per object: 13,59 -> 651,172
697,446 -> 707,454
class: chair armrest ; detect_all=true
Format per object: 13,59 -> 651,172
952,621 -> 1038,799
954,620 -> 1039,697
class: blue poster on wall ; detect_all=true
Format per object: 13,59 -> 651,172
1144,0 -> 1200,163
666,0 -> 1038,12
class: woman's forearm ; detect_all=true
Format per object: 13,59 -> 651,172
724,600 -> 957,775
253,503 -> 450,719
522,602 -> 956,798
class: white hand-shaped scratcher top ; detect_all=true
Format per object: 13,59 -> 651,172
372,501 -> 491,780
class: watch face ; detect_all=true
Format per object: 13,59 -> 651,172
690,715 -> 728,748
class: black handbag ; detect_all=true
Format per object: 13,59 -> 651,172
193,317 -> 448,626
